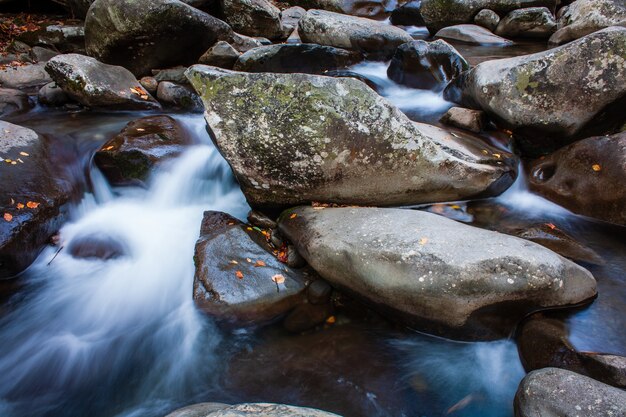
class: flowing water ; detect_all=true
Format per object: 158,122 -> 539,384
1,40 -> 625,417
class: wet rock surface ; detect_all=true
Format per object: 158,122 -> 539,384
156,81 -> 203,112
440,107 -> 486,133
94,115 -> 192,186
193,211 -> 306,324
446,27 -> 626,154
514,367 -> 626,417
187,66 -> 517,210
278,207 -> 597,339
167,402 -> 340,417
222,0 -> 282,40
45,53 -> 161,110
0,64 -> 52,90
435,24 -> 514,45
390,0 -> 425,26
495,7 -> 557,38
234,43 -> 361,74
297,9 -> 413,59
550,0 -> 626,45
529,132 -> 626,226
0,88 -> 31,117
85,0 -> 233,76
474,9 -> 500,31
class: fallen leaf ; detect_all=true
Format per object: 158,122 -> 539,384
246,258 -> 252,263
592,164 -> 601,172
19,151 -> 29,156
3,213 -> 12,222
254,260 -> 266,267
230,260 -> 238,265
16,203 -> 24,209
419,237 -> 428,245
235,270 -> 244,279
546,223 -> 557,230
289,213 -> 297,219
136,128 -> 145,132
326,316 -> 336,324
26,201 -> 40,209
271,274 -> 285,284
450,204 -> 461,210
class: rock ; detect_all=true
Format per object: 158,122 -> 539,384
286,27 -> 302,43
280,6 -> 306,39
193,211 -> 306,323
289,0 -> 393,19
181,403 -> 341,417
94,115 -> 192,186
286,244 -> 306,268
67,233 -> 127,260
234,43 -> 361,74
517,314 -> 626,388
435,24 -> 514,45
0,121 -> 73,278
0,88 -> 31,117
164,403 -> 229,417
139,76 -> 158,94
278,207 -> 597,339
419,0 -> 556,33
514,368 -> 626,417
474,9 -> 500,31
198,41 -> 241,69
247,210 -> 277,229
387,40 -> 469,90
186,66 -> 517,210
298,9 -> 413,59
445,27 -> 626,154
283,301 -> 333,332
156,81 -> 203,112
231,32 -> 265,53
0,64 -> 52,90
153,67 -> 189,85
31,46 -> 60,62
17,24 -> 85,54
307,279 -> 332,304
37,82 -> 70,106
529,132 -> 626,226
45,54 -> 160,110
64,0 -> 94,19
85,0 -> 233,76
439,107 -> 486,132
495,7 -> 556,38
550,0 -> 626,45
222,0 -> 282,40
390,0 -> 425,26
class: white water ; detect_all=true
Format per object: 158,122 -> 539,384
0,128 -> 249,416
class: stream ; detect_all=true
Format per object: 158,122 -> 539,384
0,40 -> 625,417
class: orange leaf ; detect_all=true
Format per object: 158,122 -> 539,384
271,274 -> 285,284
254,260 -> 266,267
235,270 -> 244,279
325,315 -> 336,324
3,213 -> 12,222
289,213 -> 297,219
16,203 -> 24,209
592,164 -> 601,172
26,201 -> 40,209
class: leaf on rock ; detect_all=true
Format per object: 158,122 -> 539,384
271,274 -> 285,284
254,260 -> 266,267
3,213 -> 12,222
592,164 -> 601,172
289,213 -> 297,219
235,270 -> 244,279
26,201 -> 40,209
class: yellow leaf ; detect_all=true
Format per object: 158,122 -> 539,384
26,201 -> 40,209
271,274 -> 285,284
592,164 -> 601,172
325,315 -> 336,324
16,203 -> 24,209
419,237 -> 428,245
289,213 -> 297,219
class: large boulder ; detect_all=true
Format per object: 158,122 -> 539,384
474,9 -> 500,31
0,122 -> 74,278
198,41 -> 241,69
435,24 -> 514,45
550,0 -> 626,45
222,0 -> 282,40
85,0 -> 233,76
193,211 -> 306,323
390,0 -> 425,26
514,368 -> 626,417
166,402 -> 340,417
288,0 -> 393,19
298,9 -> 413,59
445,27 -> 626,154
94,115 -> 192,186
45,53 -> 160,110
278,207 -> 597,339
234,43 -> 361,74
17,24 -> 85,54
387,40 -> 469,90
419,0 -> 557,33
0,64 -> 51,90
528,132 -> 626,226
495,7 -> 557,38
186,66 -> 517,210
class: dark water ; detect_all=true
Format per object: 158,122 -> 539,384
0,39 -> 624,417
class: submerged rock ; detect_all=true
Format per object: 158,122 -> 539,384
445,27 -> 626,154
550,0 -> 626,45
94,115 -> 192,186
0,88 -> 31,116
514,368 -> 626,417
186,66 -> 517,210
222,0 -> 282,40
529,132 -> 626,226
85,0 -> 233,76
278,207 -> 597,339
45,54 -> 160,110
495,7 -> 557,38
0,121 -> 74,279
435,24 -> 514,45
68,233 -> 127,260
234,43 -> 361,74
193,211 -> 306,324
298,9 -> 413,59
387,39 -> 469,90
419,0 -> 556,33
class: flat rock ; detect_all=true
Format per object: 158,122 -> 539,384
278,207 -> 597,339
439,106 -> 486,132
515,368 -> 626,417
85,0 -> 233,76
0,64 -> 52,90
94,115 -> 192,186
445,27 -> 626,154
529,131 -> 626,226
495,7 -> 556,38
193,211 -> 306,324
186,66 -> 517,210
435,24 -> 514,45
298,9 -> 413,59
